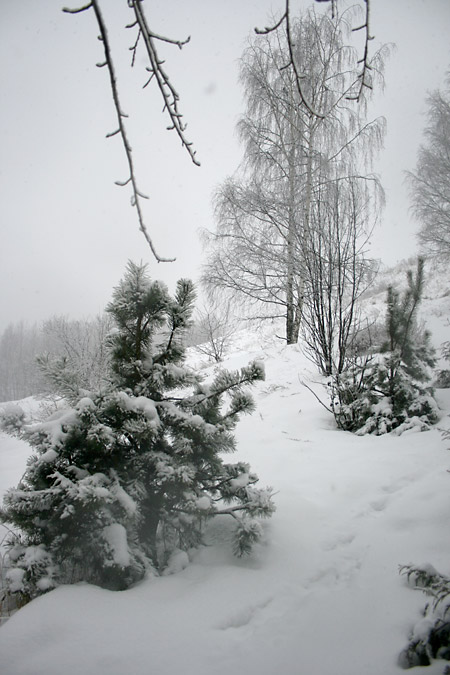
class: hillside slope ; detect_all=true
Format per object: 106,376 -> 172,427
1,258 -> 449,674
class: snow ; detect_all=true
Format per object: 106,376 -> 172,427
38,448 -> 58,464
162,549 -> 190,576
110,479 -> 137,517
229,472 -> 250,490
5,568 -> 25,594
102,524 -> 131,568
195,495 -> 212,511
1,269 -> 450,674
116,391 -> 159,424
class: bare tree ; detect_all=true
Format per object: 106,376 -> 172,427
407,74 -> 450,260
191,301 -> 238,363
257,0 -> 375,112
203,7 -> 386,346
39,314 -> 114,397
301,177 -> 379,375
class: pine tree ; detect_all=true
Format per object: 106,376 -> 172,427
399,564 -> 450,668
0,262 -> 274,599
330,258 -> 438,434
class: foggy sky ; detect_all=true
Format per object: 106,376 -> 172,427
1,0 -> 449,333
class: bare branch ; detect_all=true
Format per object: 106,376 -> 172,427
255,0 -> 324,119
62,3 -> 92,14
256,0 -> 375,112
129,29 -> 141,68
299,377 -> 333,414
88,0 -> 175,262
255,13 -> 286,36
129,0 -> 200,167
346,0 -> 373,102
64,0 -> 203,261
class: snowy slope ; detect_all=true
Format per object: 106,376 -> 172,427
1,265 -> 450,675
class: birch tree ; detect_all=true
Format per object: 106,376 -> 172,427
203,7 -> 386,347
407,75 -> 450,260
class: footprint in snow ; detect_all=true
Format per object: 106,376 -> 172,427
322,532 -> 356,551
216,598 -> 273,631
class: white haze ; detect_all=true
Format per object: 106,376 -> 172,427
0,0 -> 449,331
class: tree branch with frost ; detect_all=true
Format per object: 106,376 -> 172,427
347,0 -> 373,102
255,0 -> 375,114
255,0 -> 324,119
128,0 -> 200,168
63,0 -> 200,262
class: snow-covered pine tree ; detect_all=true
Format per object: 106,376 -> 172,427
0,262 -> 274,599
399,564 -> 450,669
331,258 -> 438,434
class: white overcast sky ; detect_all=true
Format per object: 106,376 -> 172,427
1,0 -> 449,332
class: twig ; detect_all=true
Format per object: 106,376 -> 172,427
129,0 -> 200,167
346,0 -> 374,102
62,3 -> 92,13
64,0 -> 175,262
298,376 -> 333,413
64,0 -> 202,261
92,1 -> 175,262
255,0 -> 324,119
255,0 -> 375,110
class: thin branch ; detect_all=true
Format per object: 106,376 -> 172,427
254,13 -> 286,35
346,0 -> 373,102
129,28 -> 141,68
129,0 -> 200,167
89,0 -> 175,262
284,0 -> 325,118
64,0 -> 202,262
255,0 -> 374,111
255,0 -> 324,119
62,3 -> 92,13
299,376 -> 333,414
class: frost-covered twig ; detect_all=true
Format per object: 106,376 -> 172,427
63,1 -> 200,262
129,0 -> 200,168
299,377 -> 333,414
255,0 -> 375,113
347,0 -> 374,102
255,0 -> 324,119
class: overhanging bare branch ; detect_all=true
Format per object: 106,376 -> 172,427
64,0 -> 201,262
129,0 -> 200,167
89,0 -> 175,262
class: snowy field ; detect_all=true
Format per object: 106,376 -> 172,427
1,266 -> 450,675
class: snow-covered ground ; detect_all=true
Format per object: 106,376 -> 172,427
1,263 -> 450,675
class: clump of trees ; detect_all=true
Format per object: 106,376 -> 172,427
407,72 -> 450,261
202,6 -> 387,372
0,315 -> 113,402
0,262 -> 274,599
330,258 -> 438,435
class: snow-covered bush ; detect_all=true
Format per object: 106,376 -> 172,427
435,342 -> 450,388
399,564 -> 450,670
330,258 -> 438,435
0,262 -> 275,599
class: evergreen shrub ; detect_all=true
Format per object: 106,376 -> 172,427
330,258 -> 438,435
0,262 -> 275,599
399,564 -> 450,670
